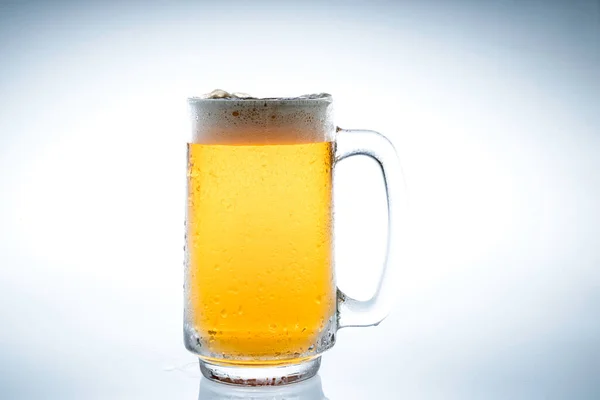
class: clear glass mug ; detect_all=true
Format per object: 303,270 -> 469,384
184,92 -> 401,385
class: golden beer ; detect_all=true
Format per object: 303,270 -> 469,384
186,141 -> 336,360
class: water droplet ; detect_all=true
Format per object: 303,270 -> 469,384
315,295 -> 322,305
220,309 -> 228,318
227,287 -> 239,295
308,345 -> 315,352
269,323 -> 277,331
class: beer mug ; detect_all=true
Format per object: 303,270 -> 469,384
185,92 -> 402,385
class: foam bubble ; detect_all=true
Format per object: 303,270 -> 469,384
201,89 -> 252,99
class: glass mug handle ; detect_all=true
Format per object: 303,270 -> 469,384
334,128 -> 402,328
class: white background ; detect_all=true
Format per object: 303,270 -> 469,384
0,0 -> 599,398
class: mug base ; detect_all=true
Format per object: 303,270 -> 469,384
199,356 -> 321,386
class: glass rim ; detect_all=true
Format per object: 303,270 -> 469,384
187,93 -> 333,105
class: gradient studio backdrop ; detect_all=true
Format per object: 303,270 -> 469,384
0,0 -> 599,399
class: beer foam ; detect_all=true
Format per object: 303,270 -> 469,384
200,89 -> 253,99
189,90 -> 334,145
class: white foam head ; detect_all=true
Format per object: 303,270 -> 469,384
188,90 -> 334,145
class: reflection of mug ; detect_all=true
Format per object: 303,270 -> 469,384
198,375 -> 327,400
185,92 -> 402,385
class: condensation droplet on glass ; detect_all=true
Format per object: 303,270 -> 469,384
220,309 -> 228,318
227,284 -> 238,295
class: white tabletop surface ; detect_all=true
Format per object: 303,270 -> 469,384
1,0 -> 599,399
